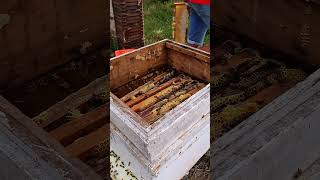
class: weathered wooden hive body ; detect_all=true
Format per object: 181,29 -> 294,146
212,1 -> 320,179
0,1 -> 108,179
110,39 -> 210,179
112,0 -> 145,49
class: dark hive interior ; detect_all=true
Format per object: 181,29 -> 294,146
0,49 -> 108,179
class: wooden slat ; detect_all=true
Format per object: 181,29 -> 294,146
0,96 -> 102,179
110,41 -> 167,90
0,113 -> 64,180
168,49 -> 210,82
212,68 -> 320,179
222,104 -> 320,180
111,93 -> 149,128
33,75 -> 107,128
50,103 -> 108,145
166,42 -> 210,63
65,124 -> 109,157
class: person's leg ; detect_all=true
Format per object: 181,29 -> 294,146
187,3 -> 210,47
196,4 -> 210,27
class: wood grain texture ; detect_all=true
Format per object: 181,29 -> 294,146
50,103 -> 108,146
0,0 -> 107,90
212,68 -> 320,179
166,42 -> 210,63
33,75 -> 107,128
168,50 -> 210,82
0,96 -> 102,179
110,40 -> 167,90
65,124 -> 109,157
213,0 -> 320,65
110,113 -> 209,180
166,42 -> 210,82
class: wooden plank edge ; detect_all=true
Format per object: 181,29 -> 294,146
65,124 -> 109,157
0,95 -> 103,180
33,75 -> 107,128
50,103 -> 108,144
165,41 -> 210,63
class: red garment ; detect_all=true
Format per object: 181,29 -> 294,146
190,0 -> 210,5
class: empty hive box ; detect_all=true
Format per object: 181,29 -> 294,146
112,0 -> 145,49
110,39 -> 210,179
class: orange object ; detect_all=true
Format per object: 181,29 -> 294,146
114,49 -> 135,56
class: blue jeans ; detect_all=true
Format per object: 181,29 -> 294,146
187,3 -> 210,46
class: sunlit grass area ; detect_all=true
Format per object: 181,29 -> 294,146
144,0 -> 210,45
111,0 -> 210,54
144,0 -> 173,44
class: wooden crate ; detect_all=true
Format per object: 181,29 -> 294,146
110,39 -> 210,179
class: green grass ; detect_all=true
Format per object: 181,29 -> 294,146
144,0 -> 173,44
204,29 -> 210,44
111,0 -> 209,50
144,0 -> 210,45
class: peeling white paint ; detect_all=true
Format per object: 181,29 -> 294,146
0,14 -> 10,29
